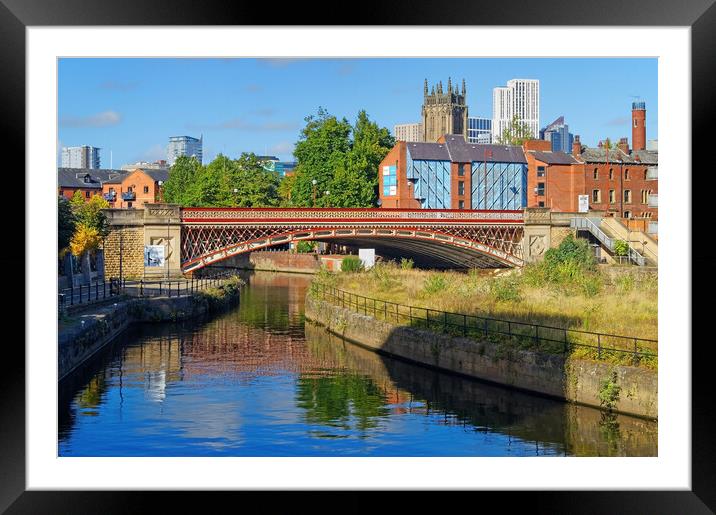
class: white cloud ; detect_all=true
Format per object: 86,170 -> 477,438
60,110 -> 122,128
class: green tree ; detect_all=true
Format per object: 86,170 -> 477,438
70,194 -> 110,237
291,107 -> 352,206
278,174 -> 296,206
290,108 -> 393,207
221,152 -> 280,207
163,155 -> 202,206
58,196 -> 76,252
496,114 -> 534,146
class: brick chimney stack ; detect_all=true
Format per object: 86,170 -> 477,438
632,101 -> 646,151
617,137 -> 630,154
572,135 -> 582,157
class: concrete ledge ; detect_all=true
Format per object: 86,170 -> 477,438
305,294 -> 657,419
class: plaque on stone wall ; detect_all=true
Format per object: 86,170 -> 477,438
144,245 -> 165,267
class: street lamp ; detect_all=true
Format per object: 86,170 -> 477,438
233,188 -> 238,207
157,180 -> 164,203
312,179 -> 317,207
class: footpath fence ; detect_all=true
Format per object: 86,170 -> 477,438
58,271 -> 236,310
314,284 -> 657,366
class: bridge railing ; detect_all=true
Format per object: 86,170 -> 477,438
58,279 -> 123,310
180,207 -> 525,222
313,284 -> 657,367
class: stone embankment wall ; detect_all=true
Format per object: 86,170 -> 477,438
219,251 -> 321,274
59,285 -> 241,381
305,295 -> 657,419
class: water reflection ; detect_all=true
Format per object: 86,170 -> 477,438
58,271 -> 656,457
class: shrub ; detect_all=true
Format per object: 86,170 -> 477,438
578,273 -> 603,297
296,241 -> 316,253
544,234 -> 596,271
341,256 -> 363,272
613,239 -> 629,257
489,275 -> 522,302
400,257 -> 414,270
598,371 -> 621,411
422,274 -> 447,295
615,273 -> 635,293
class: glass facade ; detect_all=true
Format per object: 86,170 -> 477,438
470,161 -> 527,210
382,165 -> 398,197
406,156 -> 451,209
467,117 -> 492,144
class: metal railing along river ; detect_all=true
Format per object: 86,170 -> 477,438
58,271 -> 237,310
313,284 -> 657,366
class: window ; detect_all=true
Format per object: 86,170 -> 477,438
143,185 -> 149,194
537,182 -> 545,196
609,168 -> 614,180
458,181 -> 465,195
537,166 -> 545,177
382,165 -> 397,197
592,189 -> 601,203
634,119 -> 638,127
593,168 -> 598,179
624,169 -> 630,180
641,190 -> 650,204
127,186 -> 133,193
624,190 -> 632,203
85,191 -> 90,198
458,200 -> 465,210
609,190 -> 615,204
458,164 -> 465,176
127,202 -> 133,208
109,187 -> 115,193
624,210 -> 631,219
538,201 -> 545,207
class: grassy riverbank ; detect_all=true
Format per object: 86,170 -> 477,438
310,236 -> 657,369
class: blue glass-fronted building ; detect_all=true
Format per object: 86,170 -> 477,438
467,117 -> 492,144
539,116 -> 574,153
396,135 -> 527,210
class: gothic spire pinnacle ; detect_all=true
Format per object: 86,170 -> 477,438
424,78 -> 428,96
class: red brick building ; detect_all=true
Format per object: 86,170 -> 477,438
58,168 -> 128,202
102,168 -> 170,209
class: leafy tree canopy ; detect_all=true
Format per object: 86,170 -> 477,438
58,196 -> 76,252
289,108 -> 393,207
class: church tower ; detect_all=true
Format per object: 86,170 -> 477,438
421,77 -> 469,143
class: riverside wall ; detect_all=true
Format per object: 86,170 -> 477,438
305,295 -> 657,419
58,285 -> 241,381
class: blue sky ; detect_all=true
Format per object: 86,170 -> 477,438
58,58 -> 657,167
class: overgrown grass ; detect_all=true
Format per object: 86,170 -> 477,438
310,237 -> 657,368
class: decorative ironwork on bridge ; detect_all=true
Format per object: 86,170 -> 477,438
179,208 -> 524,272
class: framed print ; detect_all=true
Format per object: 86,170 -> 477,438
4,0 -> 715,512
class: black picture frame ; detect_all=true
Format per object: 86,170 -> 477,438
3,0 -> 713,512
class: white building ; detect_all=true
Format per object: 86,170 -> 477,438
61,145 -> 101,169
491,79 -> 540,142
166,135 -> 203,166
393,122 -> 423,142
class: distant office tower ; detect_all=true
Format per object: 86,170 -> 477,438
421,78 -> 468,142
539,116 -> 573,153
467,117 -> 492,144
61,146 -> 101,169
394,122 -> 423,142
166,135 -> 203,166
492,79 -> 540,142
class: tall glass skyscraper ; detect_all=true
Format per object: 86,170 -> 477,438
539,116 -> 574,153
166,135 -> 203,166
61,146 -> 101,169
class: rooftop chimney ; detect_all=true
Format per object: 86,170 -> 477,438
572,135 -> 582,157
617,137 -> 630,154
632,101 -> 646,151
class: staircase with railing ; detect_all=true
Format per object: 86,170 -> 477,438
600,217 -> 658,266
570,217 -> 647,266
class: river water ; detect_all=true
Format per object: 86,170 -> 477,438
59,271 -> 657,457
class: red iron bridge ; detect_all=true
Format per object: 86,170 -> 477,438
178,207 -> 525,272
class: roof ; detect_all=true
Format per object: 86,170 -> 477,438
57,168 -> 129,189
530,150 -> 579,165
143,169 -> 170,183
579,147 -> 658,165
408,135 -> 526,164
406,142 -> 450,161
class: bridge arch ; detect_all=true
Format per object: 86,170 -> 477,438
181,225 -> 523,273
